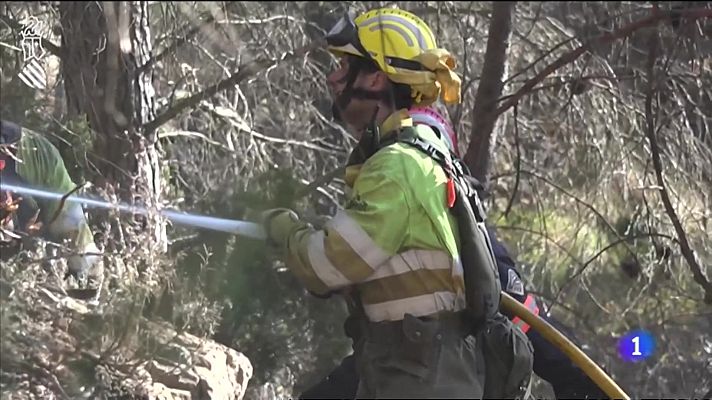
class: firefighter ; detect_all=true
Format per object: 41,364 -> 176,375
262,8 -> 492,398
0,119 -> 102,287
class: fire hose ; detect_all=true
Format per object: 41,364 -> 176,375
500,292 -> 629,399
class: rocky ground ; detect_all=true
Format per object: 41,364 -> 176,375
0,277 -> 253,400
0,214 -> 253,400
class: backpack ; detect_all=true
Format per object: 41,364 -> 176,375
380,126 -> 535,399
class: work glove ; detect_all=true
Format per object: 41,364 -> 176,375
261,208 -> 303,249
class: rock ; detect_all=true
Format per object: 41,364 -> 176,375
147,360 -> 201,392
140,383 -> 192,400
141,383 -> 172,399
194,342 -> 253,400
0,274 -> 253,400
140,321 -> 253,400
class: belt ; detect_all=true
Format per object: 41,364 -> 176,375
364,311 -> 473,344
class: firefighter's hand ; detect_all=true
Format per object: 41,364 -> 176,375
261,208 -> 302,248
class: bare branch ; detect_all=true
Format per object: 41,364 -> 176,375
144,41 -> 323,133
46,183 -> 88,228
494,168 -> 643,272
296,167 -> 345,200
493,7 -> 712,120
137,13 -> 217,75
502,105 -> 521,218
643,18 -> 712,304
561,232 -> 677,298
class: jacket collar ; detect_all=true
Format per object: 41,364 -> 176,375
380,108 -> 413,137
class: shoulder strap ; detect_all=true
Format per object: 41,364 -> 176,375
381,127 -> 481,185
383,127 -> 502,327
381,127 -> 488,218
379,127 -> 460,206
379,127 -> 452,172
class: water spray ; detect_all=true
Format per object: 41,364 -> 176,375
0,183 -> 267,240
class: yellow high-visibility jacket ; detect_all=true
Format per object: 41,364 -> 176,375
282,109 -> 466,322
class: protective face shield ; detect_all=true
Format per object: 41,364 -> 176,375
326,12 -> 385,125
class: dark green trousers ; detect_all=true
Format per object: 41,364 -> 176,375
354,312 -> 485,399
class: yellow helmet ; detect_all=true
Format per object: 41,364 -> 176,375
326,8 -> 437,75
325,8 -> 462,105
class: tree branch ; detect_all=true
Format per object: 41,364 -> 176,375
643,19 -> 712,304
561,232 -> 677,298
46,183 -> 87,228
493,7 -> 712,121
464,1 -> 515,183
502,104 -> 521,218
137,13 -> 217,75
494,168 -> 642,272
295,167 -> 345,200
144,40 -> 322,133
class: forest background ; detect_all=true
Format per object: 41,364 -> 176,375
1,1 -> 711,399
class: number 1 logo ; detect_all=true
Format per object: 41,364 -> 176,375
618,330 -> 654,362
631,336 -> 642,356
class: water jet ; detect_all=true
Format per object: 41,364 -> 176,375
0,183 -> 266,240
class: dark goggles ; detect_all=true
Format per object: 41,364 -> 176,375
325,11 -> 372,61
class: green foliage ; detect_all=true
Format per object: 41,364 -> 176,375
495,205 -> 611,293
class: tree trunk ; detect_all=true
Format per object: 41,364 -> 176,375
59,1 -> 166,251
464,2 -> 515,185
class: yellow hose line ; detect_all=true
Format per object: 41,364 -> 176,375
500,292 -> 630,400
